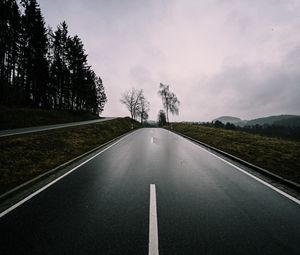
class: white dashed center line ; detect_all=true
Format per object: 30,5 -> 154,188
149,184 -> 159,255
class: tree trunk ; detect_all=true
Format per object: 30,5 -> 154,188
166,105 -> 169,125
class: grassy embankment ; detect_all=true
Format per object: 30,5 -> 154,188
173,123 -> 300,184
0,106 -> 100,130
0,117 -> 140,194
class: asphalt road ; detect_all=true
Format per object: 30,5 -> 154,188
0,117 -> 116,137
1,128 -> 300,254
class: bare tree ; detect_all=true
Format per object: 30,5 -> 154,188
133,89 -> 143,121
158,83 -> 180,124
120,88 -> 146,121
137,94 -> 150,125
120,88 -> 136,119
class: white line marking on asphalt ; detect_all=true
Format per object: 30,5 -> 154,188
149,184 -> 159,255
0,132 -> 134,218
178,135 -> 300,205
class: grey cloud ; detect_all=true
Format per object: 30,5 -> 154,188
196,47 -> 300,120
39,0 -> 300,121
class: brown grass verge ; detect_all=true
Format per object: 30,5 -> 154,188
173,123 -> 300,184
0,117 -> 140,194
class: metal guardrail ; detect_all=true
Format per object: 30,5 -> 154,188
172,130 -> 300,192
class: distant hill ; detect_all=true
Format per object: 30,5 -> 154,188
211,114 -> 300,127
246,115 -> 300,126
212,116 -> 242,124
273,116 -> 300,127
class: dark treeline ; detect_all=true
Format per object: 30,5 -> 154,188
0,0 -> 106,114
200,121 -> 300,140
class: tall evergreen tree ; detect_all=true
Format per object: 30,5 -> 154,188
9,1 -> 22,104
66,35 -> 87,110
95,76 -> 107,114
0,0 -> 22,105
21,0 -> 49,107
0,0 -> 11,102
50,21 -> 69,109
0,0 -> 107,115
84,68 -> 107,114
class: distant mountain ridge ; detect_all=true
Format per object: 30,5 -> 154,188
213,114 -> 300,127
273,116 -> 300,127
212,116 -> 241,124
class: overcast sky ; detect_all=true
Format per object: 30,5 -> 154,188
39,0 -> 300,121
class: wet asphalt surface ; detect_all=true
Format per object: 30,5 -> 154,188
0,128 -> 299,254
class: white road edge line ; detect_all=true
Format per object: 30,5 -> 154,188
149,184 -> 159,255
0,132 -> 134,218
178,134 -> 300,205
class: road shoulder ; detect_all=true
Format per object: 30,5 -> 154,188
0,130 -> 136,215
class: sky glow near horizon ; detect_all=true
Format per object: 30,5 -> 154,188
39,0 -> 300,121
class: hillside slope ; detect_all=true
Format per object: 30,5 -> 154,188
212,116 -> 242,124
246,115 -> 299,126
0,106 -> 100,130
0,117 -> 140,194
212,114 -> 300,127
173,123 -> 300,184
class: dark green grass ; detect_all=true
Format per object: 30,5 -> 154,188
173,123 -> 300,184
0,117 -> 140,194
0,106 -> 100,130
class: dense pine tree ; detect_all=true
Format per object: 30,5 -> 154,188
0,0 -> 107,115
66,35 -> 88,111
50,21 -> 69,110
0,0 -> 22,105
21,0 -> 49,107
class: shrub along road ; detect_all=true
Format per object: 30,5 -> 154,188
0,128 -> 299,254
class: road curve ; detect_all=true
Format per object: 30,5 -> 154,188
0,117 -> 117,137
0,128 -> 299,254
